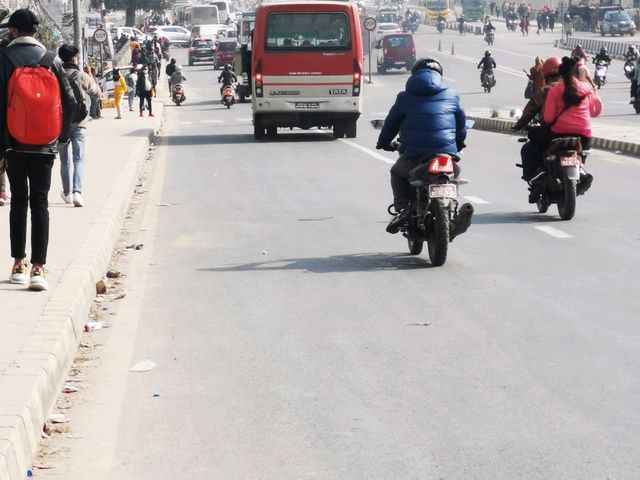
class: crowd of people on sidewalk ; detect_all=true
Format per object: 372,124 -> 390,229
0,9 -> 162,292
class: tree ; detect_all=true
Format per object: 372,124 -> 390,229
93,0 -> 169,27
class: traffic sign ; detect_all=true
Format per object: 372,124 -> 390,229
93,28 -> 108,44
363,17 -> 377,31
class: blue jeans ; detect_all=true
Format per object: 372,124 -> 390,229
59,127 -> 86,194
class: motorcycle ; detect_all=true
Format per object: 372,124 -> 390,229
171,83 -> 186,106
221,83 -> 236,108
506,18 -> 517,31
458,20 -> 465,35
632,82 -> 640,114
371,120 -> 474,266
593,59 -> 608,89
623,59 -> 635,80
517,135 -> 592,220
484,31 -> 495,45
437,19 -> 445,33
481,70 -> 496,93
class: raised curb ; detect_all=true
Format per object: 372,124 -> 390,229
556,36 -> 636,60
468,114 -> 640,157
0,105 -> 164,480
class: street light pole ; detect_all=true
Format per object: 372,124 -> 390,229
73,0 -> 83,69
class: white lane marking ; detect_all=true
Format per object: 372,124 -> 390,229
535,226 -> 573,239
179,121 -> 193,125
235,117 -> 253,122
202,119 -> 224,124
339,139 -> 395,164
443,75 -> 457,83
464,195 -> 490,204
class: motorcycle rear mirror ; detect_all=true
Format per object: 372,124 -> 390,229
370,119 -> 385,129
465,119 -> 475,129
517,137 -> 527,143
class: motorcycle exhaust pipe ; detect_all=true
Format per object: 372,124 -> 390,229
451,202 -> 474,241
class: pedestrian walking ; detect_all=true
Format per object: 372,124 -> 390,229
112,67 -> 127,119
57,44 -> 100,208
125,67 -> 137,111
136,65 -> 154,117
0,9 -> 77,290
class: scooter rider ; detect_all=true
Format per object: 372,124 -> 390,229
593,46 -> 611,66
376,57 -> 467,234
169,64 -> 187,95
218,64 -> 238,93
483,20 -> 496,35
570,44 -> 587,62
457,14 -> 466,34
510,57 -> 562,181
477,50 -> 496,84
625,44 -> 639,62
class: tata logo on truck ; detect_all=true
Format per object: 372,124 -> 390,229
329,88 -> 348,95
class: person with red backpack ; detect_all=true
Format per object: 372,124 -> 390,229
0,9 -> 77,291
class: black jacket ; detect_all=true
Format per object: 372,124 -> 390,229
218,69 -> 237,85
0,37 -> 77,155
477,56 -> 497,71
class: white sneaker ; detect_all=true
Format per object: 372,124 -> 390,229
60,191 -> 72,204
9,262 -> 29,285
29,266 -> 49,291
72,192 -> 84,207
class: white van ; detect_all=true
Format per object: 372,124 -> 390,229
190,24 -> 227,41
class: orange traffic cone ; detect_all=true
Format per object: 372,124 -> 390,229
438,39 -> 442,52
451,42 -> 455,55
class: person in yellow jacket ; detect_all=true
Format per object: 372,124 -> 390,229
113,68 -> 127,119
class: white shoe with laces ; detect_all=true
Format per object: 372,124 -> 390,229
60,191 -> 72,204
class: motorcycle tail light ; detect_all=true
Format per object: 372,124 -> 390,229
429,155 -> 454,174
383,48 -> 388,55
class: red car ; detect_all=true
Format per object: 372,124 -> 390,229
214,40 -> 237,70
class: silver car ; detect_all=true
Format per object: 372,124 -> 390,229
147,25 -> 192,46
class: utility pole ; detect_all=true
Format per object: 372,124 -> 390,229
73,0 -> 83,69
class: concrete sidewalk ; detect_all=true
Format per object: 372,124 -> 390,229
0,97 -> 164,480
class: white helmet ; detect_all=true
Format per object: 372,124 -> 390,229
176,65 -> 182,71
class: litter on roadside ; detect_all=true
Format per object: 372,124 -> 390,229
130,360 -> 156,372
48,413 -> 69,424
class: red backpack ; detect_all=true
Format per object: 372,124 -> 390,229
4,49 -> 63,146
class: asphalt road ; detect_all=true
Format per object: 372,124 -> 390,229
40,28 -> 640,480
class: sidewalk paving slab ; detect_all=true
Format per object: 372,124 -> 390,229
0,98 -> 163,480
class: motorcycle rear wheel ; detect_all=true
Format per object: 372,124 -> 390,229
557,177 -> 577,220
427,204 -> 450,266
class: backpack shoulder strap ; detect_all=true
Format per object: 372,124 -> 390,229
38,51 -> 56,69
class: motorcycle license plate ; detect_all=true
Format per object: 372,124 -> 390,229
560,154 -> 581,167
428,184 -> 457,198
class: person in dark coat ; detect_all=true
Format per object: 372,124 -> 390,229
135,65 -> 154,116
376,57 -> 467,233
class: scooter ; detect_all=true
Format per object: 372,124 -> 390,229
623,59 -> 635,80
437,19 -> 445,33
484,31 -> 495,45
458,20 -> 465,35
481,70 -> 496,93
593,59 -> 608,89
171,83 -> 186,106
221,83 -> 236,108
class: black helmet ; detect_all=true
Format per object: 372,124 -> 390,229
411,57 -> 443,76
225,64 -> 232,70
600,46 -> 607,54
576,44 -> 582,49
484,50 -> 491,56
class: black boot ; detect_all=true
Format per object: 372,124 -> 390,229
386,209 -> 409,234
577,173 -> 593,195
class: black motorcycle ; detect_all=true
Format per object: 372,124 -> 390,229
517,135 -> 592,220
481,70 -> 496,93
372,121 -> 474,266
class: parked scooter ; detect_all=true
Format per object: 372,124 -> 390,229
221,83 -> 236,108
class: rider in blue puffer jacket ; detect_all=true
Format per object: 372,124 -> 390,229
376,57 -> 467,234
